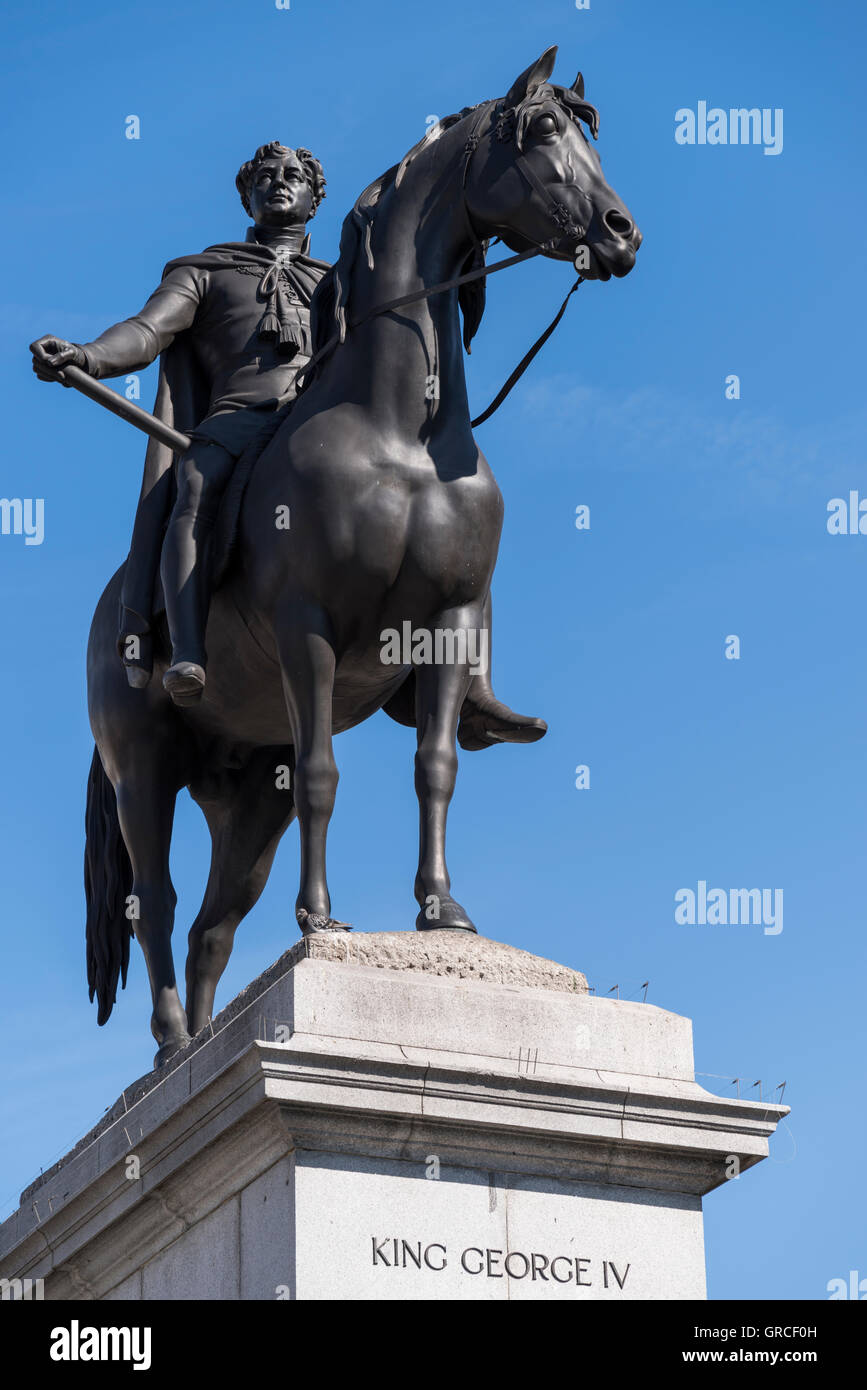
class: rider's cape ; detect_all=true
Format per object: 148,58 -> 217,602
119,237 -> 329,668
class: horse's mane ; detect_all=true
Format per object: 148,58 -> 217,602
306,84 -> 600,387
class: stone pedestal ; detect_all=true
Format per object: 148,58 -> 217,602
0,934 -> 787,1301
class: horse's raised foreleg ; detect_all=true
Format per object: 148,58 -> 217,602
414,605 -> 478,933
185,748 -> 297,1033
275,604 -> 344,933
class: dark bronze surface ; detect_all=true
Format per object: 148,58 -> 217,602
32,48 -> 640,1066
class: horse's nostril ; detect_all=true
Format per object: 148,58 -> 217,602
604,209 -> 633,239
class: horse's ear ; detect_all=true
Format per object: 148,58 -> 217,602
505,45 -> 558,107
572,71 -> 585,100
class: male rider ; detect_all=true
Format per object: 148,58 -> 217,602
31,143 -> 545,745
32,141 -> 327,704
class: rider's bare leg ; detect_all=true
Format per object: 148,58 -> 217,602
160,439 -> 235,705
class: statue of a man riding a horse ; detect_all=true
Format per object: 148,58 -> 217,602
31,45 -> 641,1067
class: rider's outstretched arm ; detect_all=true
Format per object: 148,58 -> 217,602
31,266 -> 202,383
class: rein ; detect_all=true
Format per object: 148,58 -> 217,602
298,99 -> 585,427
469,274 -> 582,427
348,241 -> 584,428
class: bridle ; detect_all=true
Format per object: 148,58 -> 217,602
299,97 -> 587,427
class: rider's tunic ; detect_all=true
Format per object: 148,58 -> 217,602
79,231 -> 330,644
80,232 -> 329,458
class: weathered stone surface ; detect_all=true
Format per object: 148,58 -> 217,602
291,931 -> 589,993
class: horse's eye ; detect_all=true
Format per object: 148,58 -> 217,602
532,113 -> 558,137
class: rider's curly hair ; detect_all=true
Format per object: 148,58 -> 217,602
236,141 -> 326,219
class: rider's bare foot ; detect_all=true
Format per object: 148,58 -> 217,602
163,662 -> 206,706
457,694 -> 547,752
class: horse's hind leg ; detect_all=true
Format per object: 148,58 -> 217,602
185,748 -> 297,1034
106,745 -> 191,1066
414,605 -> 478,933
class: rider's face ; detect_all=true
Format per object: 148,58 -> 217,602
248,156 -> 313,228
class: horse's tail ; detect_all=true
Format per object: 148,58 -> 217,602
84,746 -> 134,1025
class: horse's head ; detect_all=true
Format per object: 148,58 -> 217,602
465,46 -> 641,281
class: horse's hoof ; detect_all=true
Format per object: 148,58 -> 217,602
153,1033 -> 193,1070
416,896 -> 477,932
296,907 -> 353,936
457,700 -> 547,752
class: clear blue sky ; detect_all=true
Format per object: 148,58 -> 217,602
1,0 -> 864,1300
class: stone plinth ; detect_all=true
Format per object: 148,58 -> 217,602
0,934 -> 787,1301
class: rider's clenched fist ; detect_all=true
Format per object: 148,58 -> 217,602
29,335 -> 87,384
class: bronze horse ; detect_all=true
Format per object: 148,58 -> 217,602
85,46 -> 641,1065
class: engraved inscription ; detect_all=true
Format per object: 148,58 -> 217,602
371,1236 -> 631,1288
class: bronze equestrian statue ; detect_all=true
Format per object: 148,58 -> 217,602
31,46 -> 641,1067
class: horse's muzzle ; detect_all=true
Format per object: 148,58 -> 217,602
581,224 -> 641,280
